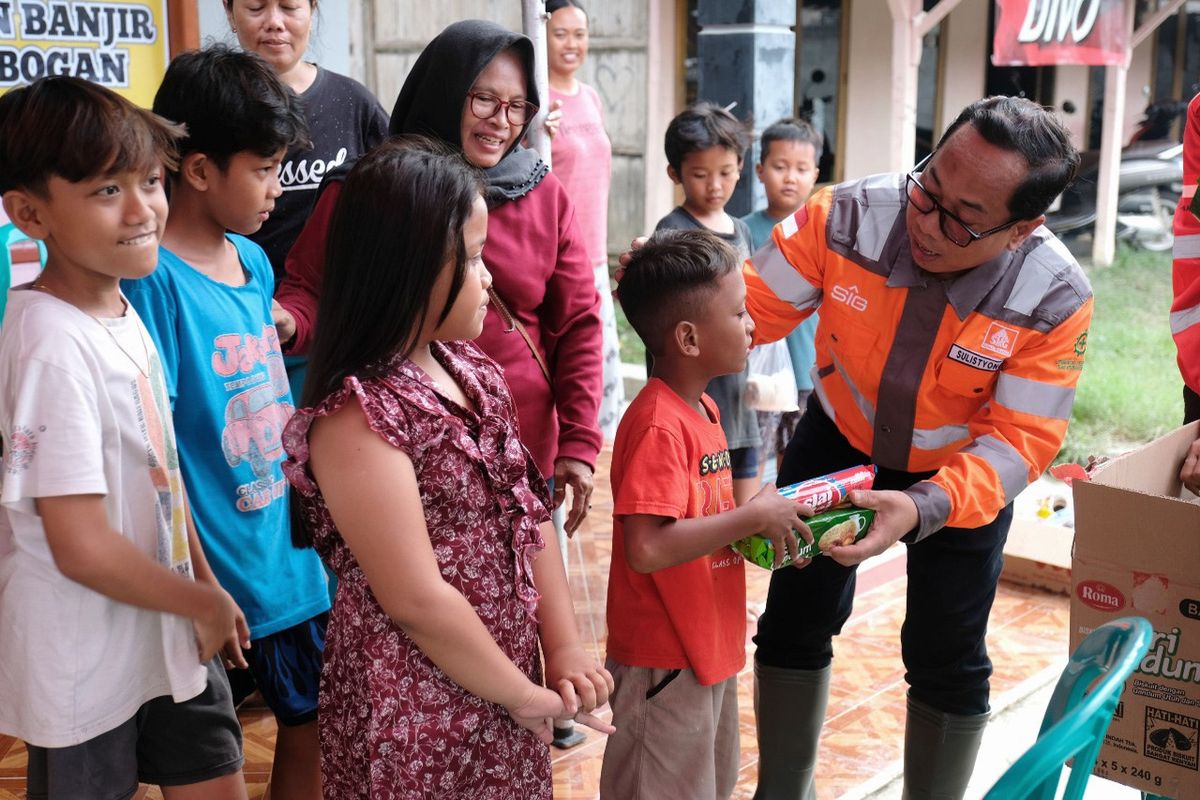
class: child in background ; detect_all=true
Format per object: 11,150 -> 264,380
741,118 -> 823,473
654,101 -> 760,505
281,139 -> 613,799
122,46 -> 330,800
601,229 -> 808,800
0,76 -> 248,799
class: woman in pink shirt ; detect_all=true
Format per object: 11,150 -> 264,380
545,0 -> 623,440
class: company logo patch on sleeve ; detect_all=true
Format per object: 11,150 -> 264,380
948,344 -> 1002,372
980,322 -> 1019,357
780,205 -> 808,239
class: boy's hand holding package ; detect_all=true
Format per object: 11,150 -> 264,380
746,483 -> 812,568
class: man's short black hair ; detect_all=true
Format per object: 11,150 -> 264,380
665,101 -> 753,173
617,228 -> 739,356
760,117 -> 823,165
153,44 -> 309,173
937,95 -> 1079,220
0,76 -> 181,196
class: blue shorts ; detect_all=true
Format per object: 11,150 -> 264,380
228,612 -> 326,727
730,445 -> 758,480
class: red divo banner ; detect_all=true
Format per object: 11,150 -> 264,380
993,0 -> 1131,67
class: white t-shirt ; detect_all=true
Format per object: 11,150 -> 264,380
0,288 -> 206,748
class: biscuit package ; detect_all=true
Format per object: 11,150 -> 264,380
778,465 -> 877,514
733,505 -> 876,570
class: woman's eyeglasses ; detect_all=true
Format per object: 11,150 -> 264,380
468,92 -> 538,126
905,154 -> 1019,248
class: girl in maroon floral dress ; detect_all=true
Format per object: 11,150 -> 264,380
280,140 -> 613,799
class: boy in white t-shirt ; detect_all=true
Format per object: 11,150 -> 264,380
0,77 -> 250,799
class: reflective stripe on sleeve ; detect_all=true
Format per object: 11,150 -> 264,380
1171,303 -> 1200,336
994,373 -> 1075,420
911,423 -> 970,451
1174,234 -> 1200,259
960,434 -> 1028,504
751,241 -> 822,310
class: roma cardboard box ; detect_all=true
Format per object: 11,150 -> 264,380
1071,422 -> 1200,799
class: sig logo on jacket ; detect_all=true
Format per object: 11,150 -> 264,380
831,284 -> 868,312
981,321 -> 1019,357
1077,580 -> 1126,612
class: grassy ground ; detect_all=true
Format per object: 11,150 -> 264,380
609,243 -> 1183,465
1057,244 -> 1182,464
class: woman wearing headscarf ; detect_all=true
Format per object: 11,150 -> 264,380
276,19 -> 603,541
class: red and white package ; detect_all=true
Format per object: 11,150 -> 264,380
778,465 -> 877,514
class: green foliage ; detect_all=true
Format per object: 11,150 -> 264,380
1057,244 -> 1182,464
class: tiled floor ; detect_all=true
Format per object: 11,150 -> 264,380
0,445 -> 1075,799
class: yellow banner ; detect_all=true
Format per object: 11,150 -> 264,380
0,1 -> 169,108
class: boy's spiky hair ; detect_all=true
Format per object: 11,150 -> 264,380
0,76 -> 182,196
153,44 -> 309,173
664,101 -> 753,172
617,228 -> 739,356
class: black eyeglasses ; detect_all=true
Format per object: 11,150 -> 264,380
905,154 -> 1019,248
467,91 -> 538,126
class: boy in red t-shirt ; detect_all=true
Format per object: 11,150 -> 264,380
601,229 -> 810,799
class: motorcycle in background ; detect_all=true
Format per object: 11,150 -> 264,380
1045,100 -> 1185,252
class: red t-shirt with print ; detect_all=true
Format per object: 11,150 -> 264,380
605,378 -> 747,686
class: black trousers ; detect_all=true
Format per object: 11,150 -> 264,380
1184,384 -> 1200,425
753,395 -> 1011,716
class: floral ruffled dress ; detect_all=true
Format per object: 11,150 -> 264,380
282,339 -> 553,800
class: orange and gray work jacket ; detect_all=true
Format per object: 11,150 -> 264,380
745,175 -> 1094,538
1171,93 -> 1200,393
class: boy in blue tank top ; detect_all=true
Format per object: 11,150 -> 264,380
122,45 -> 328,800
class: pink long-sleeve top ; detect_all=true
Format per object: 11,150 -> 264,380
275,171 -> 604,477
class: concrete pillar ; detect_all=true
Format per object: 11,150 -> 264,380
696,0 -> 796,217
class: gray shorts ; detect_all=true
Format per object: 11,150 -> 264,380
598,660 -> 740,800
25,658 -> 244,800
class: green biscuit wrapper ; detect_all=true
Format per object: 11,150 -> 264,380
732,505 -> 877,570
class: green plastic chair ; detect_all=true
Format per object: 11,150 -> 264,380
1,223 -> 47,323
984,616 -> 1153,800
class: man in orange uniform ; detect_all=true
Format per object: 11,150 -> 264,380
746,97 -> 1091,799
1172,93 -> 1200,493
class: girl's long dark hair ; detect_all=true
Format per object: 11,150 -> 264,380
301,136 -> 485,409
292,137 -> 484,548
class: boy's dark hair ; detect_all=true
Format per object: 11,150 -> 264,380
936,95 -> 1079,220
760,117 -> 823,165
153,44 -> 309,173
546,0 -> 587,14
617,229 -> 739,357
665,101 -> 753,173
0,76 -> 182,196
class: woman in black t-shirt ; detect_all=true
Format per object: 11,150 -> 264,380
224,0 -> 389,280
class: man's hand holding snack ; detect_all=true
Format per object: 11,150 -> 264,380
826,489 -> 917,567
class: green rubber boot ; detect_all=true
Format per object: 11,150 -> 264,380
901,693 -> 990,800
752,661 -> 831,800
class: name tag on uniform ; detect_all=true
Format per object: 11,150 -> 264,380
947,343 -> 1002,372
